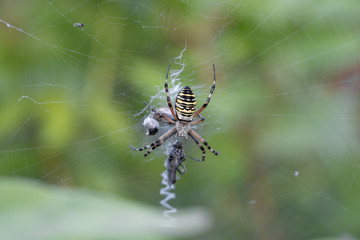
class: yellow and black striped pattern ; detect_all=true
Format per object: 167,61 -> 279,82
175,86 -> 197,122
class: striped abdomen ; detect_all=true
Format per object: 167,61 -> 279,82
175,86 -> 197,122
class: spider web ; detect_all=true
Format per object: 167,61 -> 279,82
1,0 -> 360,239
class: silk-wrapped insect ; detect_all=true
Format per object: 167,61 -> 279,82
73,23 -> 84,28
143,104 -> 175,136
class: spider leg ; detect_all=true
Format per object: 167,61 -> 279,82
190,113 -> 205,125
189,129 -> 219,156
177,163 -> 186,175
193,64 -> 216,117
190,156 -> 203,162
164,64 -> 178,120
144,102 -> 175,124
130,127 -> 177,157
188,131 -> 206,161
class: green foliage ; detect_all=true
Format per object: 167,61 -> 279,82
1,0 -> 360,239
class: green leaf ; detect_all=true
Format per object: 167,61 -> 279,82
0,178 -> 212,240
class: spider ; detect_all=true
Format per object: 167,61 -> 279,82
130,64 -> 219,161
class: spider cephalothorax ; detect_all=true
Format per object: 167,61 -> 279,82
130,64 -> 219,161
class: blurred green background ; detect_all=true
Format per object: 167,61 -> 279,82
1,0 -> 360,239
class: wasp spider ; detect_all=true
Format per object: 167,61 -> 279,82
130,64 -> 219,161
